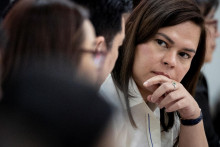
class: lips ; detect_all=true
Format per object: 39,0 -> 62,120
152,71 -> 170,79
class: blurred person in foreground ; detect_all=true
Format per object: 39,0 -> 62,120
2,0 -> 103,85
194,0 -> 220,146
0,0 -> 10,18
0,0 -> 113,146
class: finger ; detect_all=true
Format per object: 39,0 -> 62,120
147,95 -> 164,108
158,91 -> 183,109
150,82 -> 177,103
143,75 -> 171,88
163,100 -> 178,110
144,83 -> 161,93
155,96 -> 164,105
165,98 -> 186,112
147,95 -> 151,101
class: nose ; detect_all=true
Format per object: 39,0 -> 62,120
162,50 -> 177,68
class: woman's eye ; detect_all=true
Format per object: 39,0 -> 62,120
179,52 -> 190,59
156,39 -> 168,48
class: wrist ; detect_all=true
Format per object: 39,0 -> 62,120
189,108 -> 201,119
180,108 -> 201,120
180,109 -> 203,126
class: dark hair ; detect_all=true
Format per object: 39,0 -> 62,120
194,0 -> 219,16
0,26 -> 6,50
0,60 -> 113,147
1,0 -> 88,90
112,0 -> 206,133
71,0 -> 132,50
0,0 -> 10,20
133,0 -> 141,9
1,0 -> 19,20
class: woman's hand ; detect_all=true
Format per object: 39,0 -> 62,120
143,75 -> 200,120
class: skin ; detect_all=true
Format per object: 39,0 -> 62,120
77,19 -> 97,83
97,16 -> 125,85
133,21 -> 201,118
132,20 -> 208,147
204,7 -> 220,63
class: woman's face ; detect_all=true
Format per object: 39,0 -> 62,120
204,8 -> 220,62
77,19 -> 97,83
132,21 -> 201,94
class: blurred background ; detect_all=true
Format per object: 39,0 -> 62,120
203,7 -> 220,113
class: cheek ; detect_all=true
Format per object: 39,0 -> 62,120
205,36 -> 214,61
112,48 -> 119,61
205,45 -> 212,56
132,47 -> 152,81
133,44 -> 159,70
176,65 -> 190,82
206,33 -> 212,45
101,52 -> 117,76
107,49 -> 118,67
76,56 -> 98,83
80,56 -> 97,74
206,28 -> 216,45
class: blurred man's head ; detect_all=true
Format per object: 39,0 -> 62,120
71,0 -> 133,85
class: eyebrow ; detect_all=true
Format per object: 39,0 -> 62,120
156,32 -> 196,53
157,33 -> 174,44
183,48 -> 196,53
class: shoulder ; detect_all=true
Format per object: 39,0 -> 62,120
99,74 -> 125,109
99,74 -> 119,98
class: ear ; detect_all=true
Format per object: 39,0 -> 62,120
95,36 -> 107,52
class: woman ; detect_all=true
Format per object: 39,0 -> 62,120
1,0 -> 102,86
100,0 -> 208,146
0,0 -> 113,146
194,0 -> 220,146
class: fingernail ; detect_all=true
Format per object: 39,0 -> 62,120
147,95 -> 151,101
143,81 -> 148,86
150,96 -> 155,103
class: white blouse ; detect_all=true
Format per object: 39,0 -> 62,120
99,74 -> 180,147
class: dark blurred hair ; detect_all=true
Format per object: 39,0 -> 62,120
112,0 -> 206,135
0,26 -> 6,49
133,0 -> 141,9
194,0 -> 219,16
1,0 -> 19,20
0,59 -> 113,147
0,0 -> 10,19
2,0 -> 88,88
71,0 -> 133,50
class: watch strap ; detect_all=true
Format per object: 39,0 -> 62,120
180,111 -> 203,126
